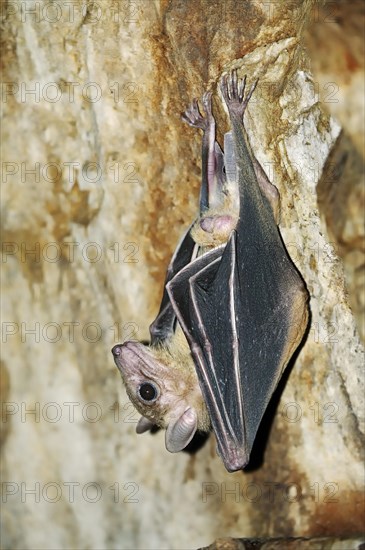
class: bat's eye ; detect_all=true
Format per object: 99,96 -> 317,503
138,382 -> 159,403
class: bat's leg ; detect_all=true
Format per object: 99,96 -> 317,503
182,93 -> 225,212
225,118 -> 279,221
221,70 -> 280,222
220,70 -> 275,217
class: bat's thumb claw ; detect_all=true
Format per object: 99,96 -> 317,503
216,442 -> 250,472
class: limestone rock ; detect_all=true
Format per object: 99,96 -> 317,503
1,1 -> 364,549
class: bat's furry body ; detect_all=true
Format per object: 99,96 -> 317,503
112,71 -> 309,471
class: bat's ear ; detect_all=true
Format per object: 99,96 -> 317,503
165,408 -> 198,453
136,416 -> 155,434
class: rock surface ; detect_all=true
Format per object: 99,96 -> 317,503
1,1 -> 364,549
200,537 -> 365,550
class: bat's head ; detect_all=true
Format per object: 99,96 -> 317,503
111,333 -> 210,453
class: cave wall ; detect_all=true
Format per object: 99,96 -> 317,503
1,1 -> 364,549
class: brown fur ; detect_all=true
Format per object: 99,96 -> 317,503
119,328 -> 211,432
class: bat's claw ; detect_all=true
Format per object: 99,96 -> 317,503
220,69 -> 257,120
182,91 -> 214,131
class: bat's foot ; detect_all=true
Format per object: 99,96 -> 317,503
182,91 -> 214,131
220,69 -> 257,121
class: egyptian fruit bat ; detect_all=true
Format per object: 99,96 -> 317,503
112,70 -> 309,472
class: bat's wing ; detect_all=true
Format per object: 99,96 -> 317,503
168,224 -> 308,471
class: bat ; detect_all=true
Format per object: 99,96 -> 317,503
112,70 -> 309,472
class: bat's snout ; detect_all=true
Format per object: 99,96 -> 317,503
111,341 -> 168,378
111,344 -> 122,357
111,341 -> 139,369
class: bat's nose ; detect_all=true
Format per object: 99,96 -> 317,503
111,344 -> 122,357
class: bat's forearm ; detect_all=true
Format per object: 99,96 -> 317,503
200,128 -> 215,212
